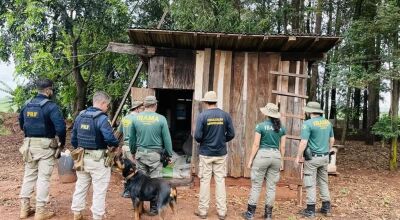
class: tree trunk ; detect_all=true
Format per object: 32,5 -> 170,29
362,89 -> 368,131
72,39 -> 87,116
278,0 -> 282,33
341,87 -> 352,145
329,0 -> 341,120
390,79 -> 400,170
323,0 -> 333,119
283,0 -> 288,34
309,0 -> 323,101
353,88 -> 361,129
306,0 -> 311,33
291,0 -> 300,32
389,29 -> 399,170
366,84 -> 379,145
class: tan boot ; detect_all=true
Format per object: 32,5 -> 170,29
34,206 -> 55,220
19,199 -> 35,219
73,212 -> 84,220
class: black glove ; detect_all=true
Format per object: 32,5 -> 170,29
160,149 -> 171,168
55,144 -> 65,159
329,151 -> 335,163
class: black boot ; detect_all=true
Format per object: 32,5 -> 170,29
299,204 -> 316,218
320,201 -> 332,216
148,201 -> 158,216
121,182 -> 130,198
264,205 -> 273,220
241,204 -> 256,220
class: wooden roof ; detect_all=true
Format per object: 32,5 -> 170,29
128,29 -> 341,53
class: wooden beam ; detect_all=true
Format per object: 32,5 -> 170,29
270,71 -> 309,78
281,52 -> 325,61
281,36 -> 297,51
272,90 -> 309,99
257,36 -> 269,51
106,42 -> 155,56
306,37 -> 320,52
286,135 -> 302,140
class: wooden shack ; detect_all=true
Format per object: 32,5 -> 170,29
108,29 -> 340,200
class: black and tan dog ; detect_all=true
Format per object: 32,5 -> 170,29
115,158 -> 177,220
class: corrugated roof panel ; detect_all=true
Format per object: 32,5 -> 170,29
128,29 -> 341,53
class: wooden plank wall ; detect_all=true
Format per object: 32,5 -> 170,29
148,53 -> 195,90
191,49 -> 211,174
191,49 -> 308,178
131,87 -> 155,102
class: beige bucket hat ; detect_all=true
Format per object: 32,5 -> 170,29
143,96 -> 158,107
201,91 -> 218,102
304,101 -> 324,114
260,103 -> 281,118
130,100 -> 143,110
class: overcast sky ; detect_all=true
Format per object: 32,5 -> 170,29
0,61 -> 18,98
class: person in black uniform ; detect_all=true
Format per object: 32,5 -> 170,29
70,91 -> 119,220
18,79 -> 66,220
194,91 -> 235,220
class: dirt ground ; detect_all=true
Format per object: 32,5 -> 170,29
1,113 -> 400,220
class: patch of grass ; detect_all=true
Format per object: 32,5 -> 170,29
0,126 -> 10,136
340,187 -> 350,196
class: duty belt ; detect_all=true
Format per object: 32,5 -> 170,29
137,147 -> 162,154
259,147 -> 279,151
312,152 -> 329,157
84,149 -> 106,160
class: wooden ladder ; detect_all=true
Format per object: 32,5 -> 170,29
272,60 -> 308,205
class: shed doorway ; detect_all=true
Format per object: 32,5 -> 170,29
155,89 -> 193,156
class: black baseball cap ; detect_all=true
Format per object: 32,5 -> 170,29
36,79 -> 54,90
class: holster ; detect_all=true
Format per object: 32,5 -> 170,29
104,148 -> 117,168
71,147 -> 85,171
303,147 -> 313,161
19,139 -> 33,163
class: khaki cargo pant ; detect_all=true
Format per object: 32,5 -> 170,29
304,155 -> 331,205
248,149 -> 281,207
19,138 -> 56,207
135,148 -> 162,178
71,150 -> 111,220
121,145 -> 134,161
198,155 -> 227,217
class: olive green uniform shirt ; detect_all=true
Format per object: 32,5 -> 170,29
129,111 -> 173,156
300,116 -> 334,154
118,113 -> 137,146
255,120 -> 286,148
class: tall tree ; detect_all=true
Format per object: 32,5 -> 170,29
309,0 -> 323,102
0,0 -> 137,116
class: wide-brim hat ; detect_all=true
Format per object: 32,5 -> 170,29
144,96 -> 158,107
130,101 -> 143,110
304,101 -> 324,113
201,91 -> 218,102
260,103 -> 281,118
